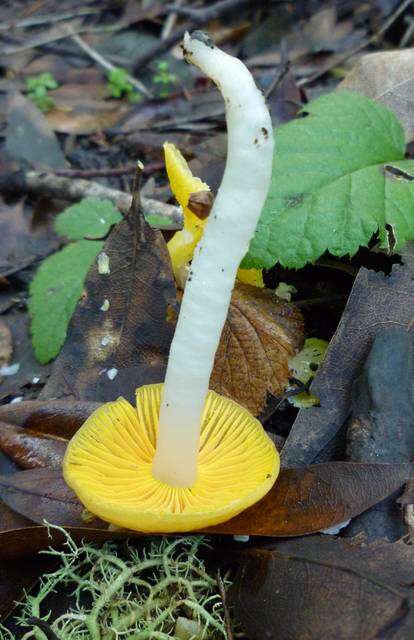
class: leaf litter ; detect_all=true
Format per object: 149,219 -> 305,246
2,1 -> 414,637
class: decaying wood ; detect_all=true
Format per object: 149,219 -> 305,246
0,170 -> 183,230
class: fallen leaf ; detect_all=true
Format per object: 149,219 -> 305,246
299,6 -> 363,54
0,468 -> 106,529
207,462 -> 412,536
344,325 -> 414,542
5,92 -> 66,170
0,525 -> 126,562
0,399 -> 100,438
232,536 -> 414,640
282,245 -> 414,469
0,199 -> 60,277
46,96 -> 129,135
0,319 -> 12,384
0,462 -> 409,538
340,48 -> 414,142
268,67 -> 303,126
42,185 -> 177,403
0,311 -> 51,402
0,421 -> 66,469
211,283 -> 304,415
0,501 -> 31,532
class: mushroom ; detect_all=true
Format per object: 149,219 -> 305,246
164,140 -> 264,288
63,31 -> 279,533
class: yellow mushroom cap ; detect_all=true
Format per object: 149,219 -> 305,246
63,384 -> 279,533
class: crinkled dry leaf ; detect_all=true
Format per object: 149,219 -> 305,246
340,48 -> 414,142
211,283 -> 304,415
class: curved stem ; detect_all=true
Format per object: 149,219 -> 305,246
152,31 -> 274,486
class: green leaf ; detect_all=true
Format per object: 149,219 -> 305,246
29,240 -> 103,363
55,198 -> 122,240
288,338 -> 328,408
243,91 -> 414,269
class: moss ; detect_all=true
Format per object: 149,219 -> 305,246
1,526 -> 229,640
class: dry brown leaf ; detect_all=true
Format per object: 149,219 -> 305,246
232,536 -> 414,640
211,283 -> 304,415
0,462 -> 409,537
339,48 -> 414,142
0,421 -> 67,469
42,178 -> 176,403
46,104 -> 127,136
46,90 -> 129,135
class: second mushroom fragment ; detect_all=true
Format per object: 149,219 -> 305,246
63,31 -> 279,532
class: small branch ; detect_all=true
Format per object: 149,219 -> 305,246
299,0 -> 413,86
0,7 -> 99,31
53,161 -> 164,179
69,31 -> 153,98
165,0 -> 250,21
161,0 -> 184,40
216,572 -> 234,640
0,171 -> 183,230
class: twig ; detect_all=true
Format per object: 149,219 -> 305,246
161,0 -> 185,40
165,0 -> 250,21
0,171 -> 183,230
298,0 -> 413,87
294,294 -> 348,308
54,161 -> 164,179
69,31 -> 153,98
133,0 -> 262,71
264,60 -> 291,99
399,14 -> 414,46
0,7 -> 99,31
1,22 -> 94,55
216,572 -> 234,640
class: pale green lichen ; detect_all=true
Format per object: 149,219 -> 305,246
1,527 -> 229,640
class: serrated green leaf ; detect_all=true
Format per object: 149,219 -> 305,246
55,198 -> 122,241
243,91 -> 414,269
29,240 -> 103,363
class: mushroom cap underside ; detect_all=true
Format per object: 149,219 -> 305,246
63,384 -> 279,532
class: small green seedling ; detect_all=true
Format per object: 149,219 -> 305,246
25,72 -> 58,112
107,66 -> 142,102
288,338 -> 328,408
153,60 -> 177,97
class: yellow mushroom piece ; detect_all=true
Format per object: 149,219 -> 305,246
63,383 -> 279,532
165,142 -> 264,288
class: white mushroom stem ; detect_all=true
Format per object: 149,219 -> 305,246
152,32 -> 274,487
